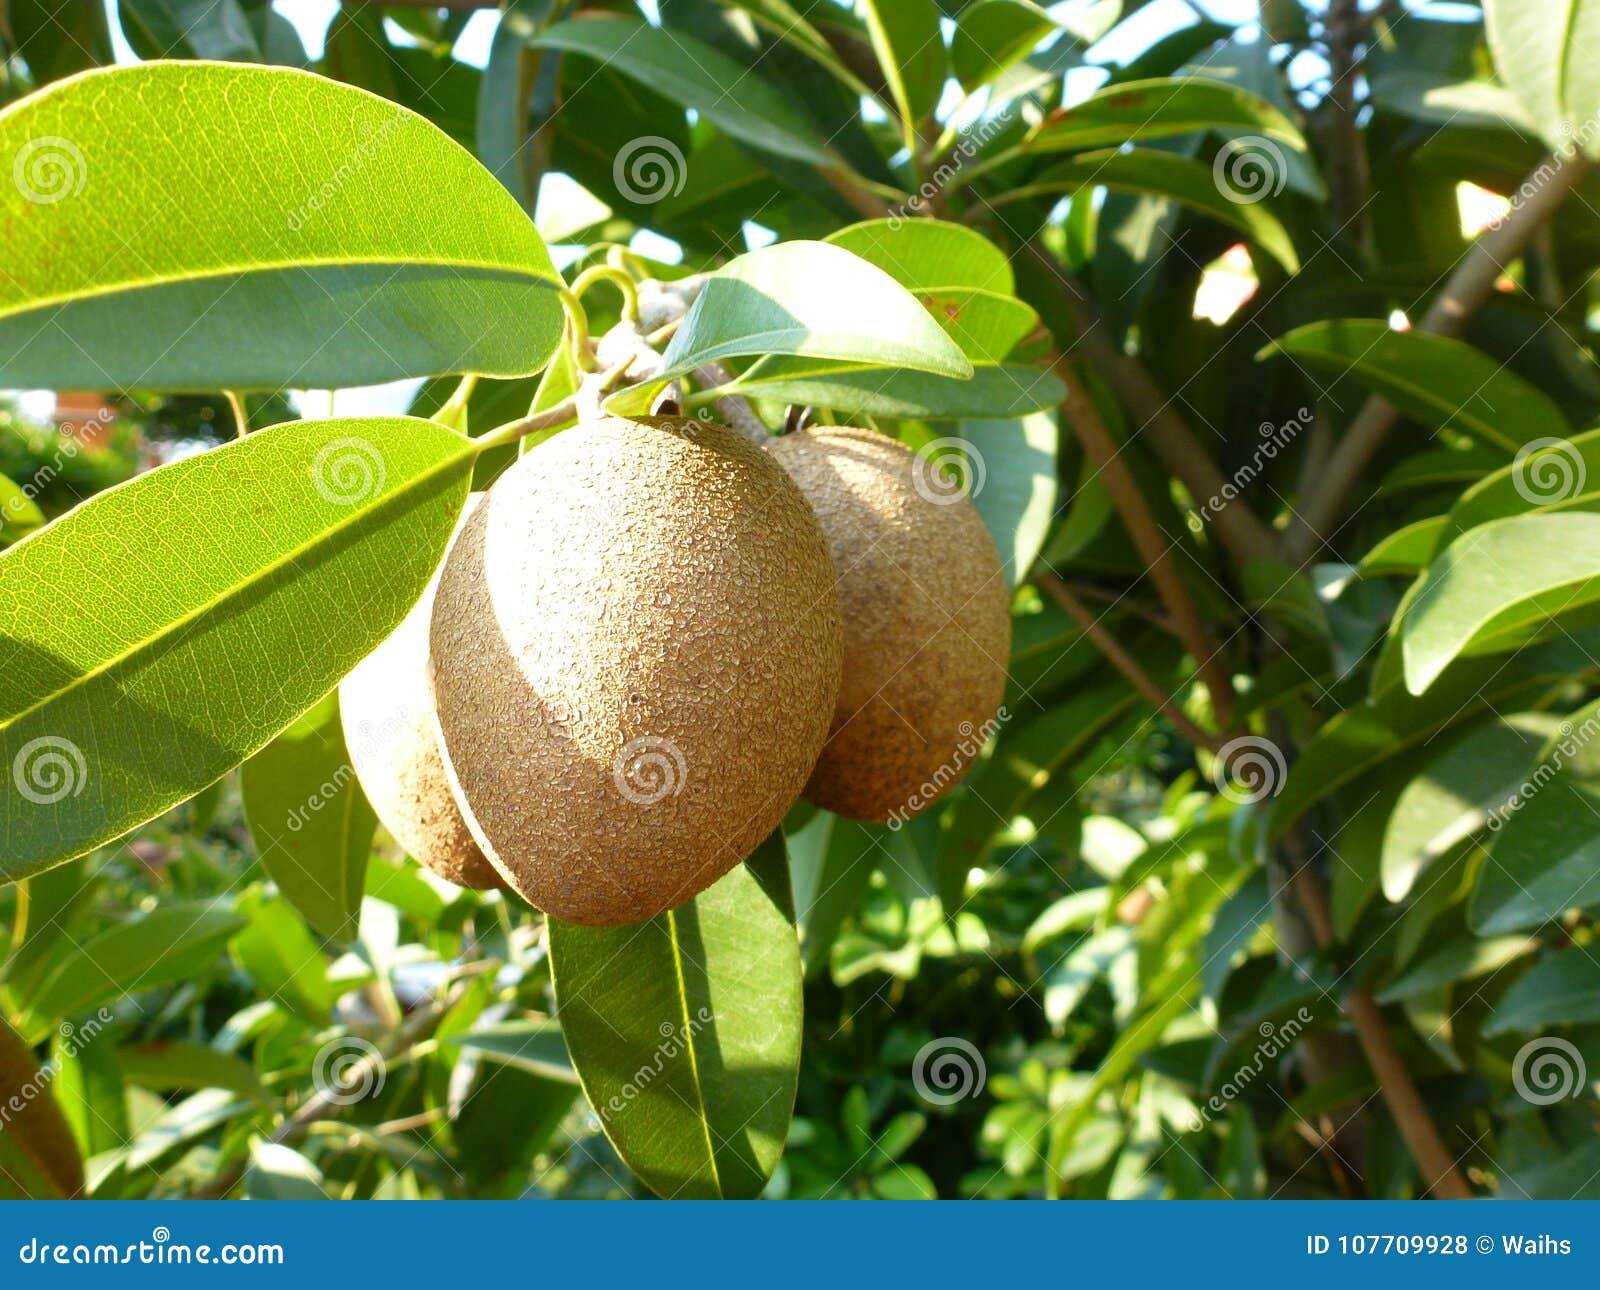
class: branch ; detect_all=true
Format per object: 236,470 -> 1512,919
1025,242 -> 1279,568
1286,149 -> 1593,561
1036,573 -> 1222,754
1292,867 -> 1474,1199
1054,357 -> 1235,729
1320,0 -> 1372,246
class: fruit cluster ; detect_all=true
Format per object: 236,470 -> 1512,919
340,416 -> 1010,926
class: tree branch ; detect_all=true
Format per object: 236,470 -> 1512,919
1036,573 -> 1222,754
1285,149 -> 1593,561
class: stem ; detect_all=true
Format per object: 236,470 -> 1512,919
1055,357 -> 1235,730
1292,868 -> 1474,1199
1036,572 -> 1222,754
433,374 -> 477,432
1321,0 -> 1372,249
570,264 -> 640,321
223,390 -> 249,438
1286,149 -> 1592,561
558,286 -> 597,372
1025,242 -> 1278,568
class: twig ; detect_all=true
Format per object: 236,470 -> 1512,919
1055,358 -> 1234,730
1285,150 -> 1593,561
1292,867 -> 1474,1199
1025,242 -> 1278,568
1321,0 -> 1372,248
1036,572 -> 1222,754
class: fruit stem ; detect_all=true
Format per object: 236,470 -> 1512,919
557,286 -> 598,372
570,264 -> 640,321
473,354 -> 635,451
223,389 -> 249,438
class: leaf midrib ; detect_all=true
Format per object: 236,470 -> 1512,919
665,907 -> 723,1199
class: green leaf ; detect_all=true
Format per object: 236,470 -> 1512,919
859,0 -> 947,129
1485,0 -> 1600,156
1483,946 -> 1600,1034
1473,699 -> 1600,934
1007,149 -> 1300,272
1358,515 -> 1448,578
528,15 -> 832,166
0,1016 -> 84,1198
1438,428 -> 1600,551
445,1020 -> 578,1083
119,1041 -> 268,1101
787,813 -> 883,978
1377,934 -> 1536,1002
548,837 -> 801,1199
242,690 -> 375,943
825,219 -> 1016,295
1024,76 -> 1305,154
0,417 -> 475,880
25,902 -> 246,1027
118,0 -> 259,61
245,1140 -> 327,1200
0,473 -> 46,542
659,241 -> 973,384
0,63 -> 562,390
963,412 -> 1060,583
230,888 -> 338,1024
1260,322 -> 1570,455
952,0 -> 1060,92
1403,513 -> 1600,694
728,360 -> 1061,420
1380,714 -> 1558,900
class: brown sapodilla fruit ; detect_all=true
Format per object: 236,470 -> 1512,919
766,427 -> 1010,823
429,414 -> 842,927
339,496 -> 503,890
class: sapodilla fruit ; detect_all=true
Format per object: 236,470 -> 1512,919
766,427 -> 1010,823
430,414 -> 842,927
339,495 -> 502,890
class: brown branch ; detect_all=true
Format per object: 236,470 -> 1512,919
1055,358 -> 1235,729
1036,573 -> 1222,754
1292,867 -> 1474,1199
1321,0 -> 1372,247
1285,150 -> 1593,562
1025,242 -> 1279,568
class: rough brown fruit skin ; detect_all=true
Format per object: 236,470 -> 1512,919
430,414 -> 842,927
339,497 -> 502,891
767,427 -> 1010,823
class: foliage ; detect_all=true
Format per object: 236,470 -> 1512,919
1,0 -> 1599,1201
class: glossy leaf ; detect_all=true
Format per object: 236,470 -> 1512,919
548,837 -> 802,1199
1485,0 -> 1600,156
245,1140 -> 327,1200
242,690 -> 375,943
1483,947 -> 1600,1034
952,0 -> 1060,92
0,417 -> 475,880
825,219 -> 1015,294
963,412 -> 1060,583
0,63 -> 562,390
859,0 -> 946,129
1024,76 -> 1304,155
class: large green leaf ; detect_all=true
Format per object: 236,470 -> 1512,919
0,63 -> 563,390
729,359 -> 1062,419
825,219 -> 1015,294
963,412 -> 1060,583
1001,149 -> 1300,272
0,416 -> 475,880
1437,428 -> 1600,552
0,1016 -> 84,1198
1023,76 -> 1304,155
787,812 -> 885,978
1261,322 -> 1570,454
1485,0 -> 1600,157
951,0 -> 1060,92
1403,513 -> 1600,694
1473,698 -> 1600,934
528,15 -> 833,166
859,0 -> 946,130
242,690 -> 375,943
547,838 -> 801,1199
1483,946 -> 1600,1034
